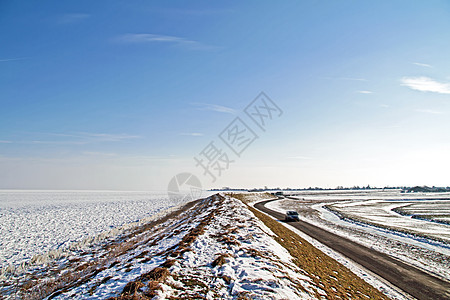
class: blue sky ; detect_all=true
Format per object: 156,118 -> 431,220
1,1 -> 450,190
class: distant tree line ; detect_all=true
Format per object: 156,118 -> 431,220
210,185 -> 450,193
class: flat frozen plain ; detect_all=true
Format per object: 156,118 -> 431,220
268,190 -> 450,281
0,190 -> 208,275
328,199 -> 450,243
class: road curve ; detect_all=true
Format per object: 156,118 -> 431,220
254,198 -> 450,300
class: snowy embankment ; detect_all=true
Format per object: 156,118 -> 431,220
267,194 -> 450,282
2,193 -> 388,299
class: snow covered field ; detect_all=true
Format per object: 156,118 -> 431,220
0,190 -> 210,277
327,199 -> 450,243
2,190 -> 448,299
394,200 -> 450,224
4,194 -> 385,299
268,190 -> 450,281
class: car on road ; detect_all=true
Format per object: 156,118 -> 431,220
285,210 -> 300,222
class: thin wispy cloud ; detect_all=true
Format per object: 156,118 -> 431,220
323,76 -> 367,81
46,132 -> 140,141
0,140 -> 12,144
18,132 -> 141,145
29,140 -> 86,145
401,76 -> 450,94
114,33 -> 215,50
413,62 -> 433,68
0,153 -> 179,164
380,104 -> 390,108
356,90 -> 373,94
58,13 -> 90,24
191,103 -> 236,114
179,132 -> 204,136
117,34 -> 187,43
0,57 -> 28,62
415,108 -> 444,115
77,132 -> 141,142
150,8 -> 234,16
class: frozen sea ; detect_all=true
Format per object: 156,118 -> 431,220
0,190 -> 210,274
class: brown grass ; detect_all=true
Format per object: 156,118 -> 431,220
168,210 -> 215,259
244,248 -> 264,258
245,203 -> 389,300
218,235 -> 240,246
236,291 -> 251,300
122,281 -> 145,295
108,294 -> 149,300
108,267 -> 169,300
227,192 -> 274,204
211,253 -> 230,267
160,259 -> 177,268
221,275 -> 232,285
106,267 -> 169,300
142,267 -> 170,282
110,199 -> 224,299
145,281 -> 162,298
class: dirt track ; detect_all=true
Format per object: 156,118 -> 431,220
254,198 -> 450,300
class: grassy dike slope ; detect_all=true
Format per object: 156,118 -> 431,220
232,193 -> 388,300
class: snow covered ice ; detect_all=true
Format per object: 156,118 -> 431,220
0,190 -> 192,276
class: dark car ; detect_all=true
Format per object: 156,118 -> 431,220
285,210 -> 300,222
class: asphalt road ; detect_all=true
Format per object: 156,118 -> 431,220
254,198 -> 450,300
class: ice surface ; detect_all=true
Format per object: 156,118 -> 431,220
0,190 -> 211,274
